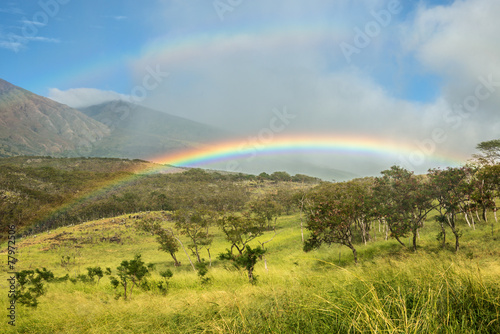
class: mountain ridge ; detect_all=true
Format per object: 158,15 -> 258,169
78,100 -> 229,159
0,79 -> 110,157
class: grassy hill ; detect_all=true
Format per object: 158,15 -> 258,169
1,208 -> 499,333
1,157 -> 499,333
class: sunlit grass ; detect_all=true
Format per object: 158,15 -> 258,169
1,210 -> 500,333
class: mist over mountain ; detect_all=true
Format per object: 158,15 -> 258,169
0,79 -> 228,162
79,100 -> 229,159
0,79 -> 110,157
0,79 -> 382,181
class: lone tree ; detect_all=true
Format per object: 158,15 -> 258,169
109,254 -> 153,300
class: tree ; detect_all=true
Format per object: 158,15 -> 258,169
429,167 -> 475,252
218,245 -> 266,283
472,139 -> 500,165
172,208 -> 214,263
135,218 -> 181,266
218,212 -> 267,256
157,269 -> 173,294
109,254 -> 153,300
249,195 -> 282,230
304,180 -> 370,263
270,171 -> 291,182
472,165 -> 500,224
86,267 -> 104,283
156,228 -> 182,267
14,268 -> 54,308
194,260 -> 211,285
373,166 -> 435,251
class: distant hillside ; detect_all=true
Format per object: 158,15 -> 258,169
80,100 -> 228,159
0,156 -> 186,174
0,79 -> 110,157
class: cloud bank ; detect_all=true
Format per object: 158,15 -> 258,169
48,88 -> 129,109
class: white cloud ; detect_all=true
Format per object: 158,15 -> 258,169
48,88 -> 130,109
0,34 -> 60,52
400,0 -> 500,145
404,0 -> 500,81
20,19 -> 46,27
0,40 -> 22,52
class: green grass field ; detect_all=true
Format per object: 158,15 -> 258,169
2,211 -> 500,333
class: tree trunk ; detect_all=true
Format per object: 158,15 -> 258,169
299,196 -> 305,243
170,252 -> 181,267
447,214 -> 459,252
464,212 -> 471,227
452,229 -> 459,252
440,221 -> 446,249
394,234 -> 406,247
347,244 -> 358,264
361,220 -> 367,245
174,236 -> 196,271
195,247 -> 201,263
248,267 -> 254,282
207,249 -> 212,267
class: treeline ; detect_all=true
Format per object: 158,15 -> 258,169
303,139 -> 500,262
0,157 -> 318,239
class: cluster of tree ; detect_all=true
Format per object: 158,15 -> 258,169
257,171 -> 320,183
131,180 -> 301,283
135,203 -> 278,283
0,160 -> 312,241
303,140 -> 500,263
11,254 -> 177,308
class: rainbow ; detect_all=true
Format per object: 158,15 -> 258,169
35,19 -> 345,94
151,135 -> 466,168
37,134 -> 467,228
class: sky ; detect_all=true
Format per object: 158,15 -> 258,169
1,0 -> 499,178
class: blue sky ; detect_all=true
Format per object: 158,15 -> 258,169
0,0 -> 444,98
1,0 -> 499,175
